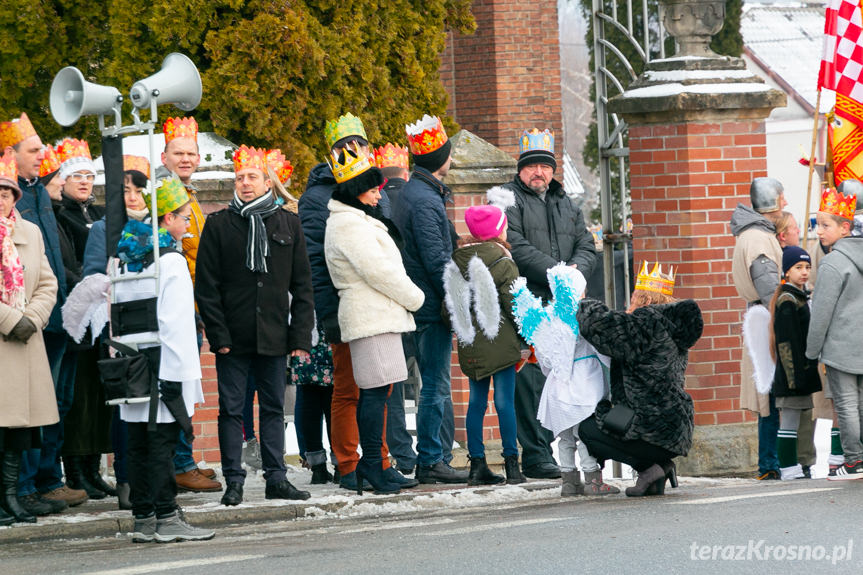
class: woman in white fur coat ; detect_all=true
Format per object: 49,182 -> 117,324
324,145 -> 424,495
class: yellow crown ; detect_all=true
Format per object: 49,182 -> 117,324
266,149 -> 294,184
0,113 -> 37,150
328,142 -> 372,184
635,261 -> 675,296
40,145 -> 61,177
374,143 -> 409,170
233,145 -> 269,173
56,138 -> 92,164
0,151 -> 18,182
819,188 -> 856,220
163,116 -> 198,144
123,155 -> 150,176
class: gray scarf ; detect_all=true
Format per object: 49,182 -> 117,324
228,191 -> 280,273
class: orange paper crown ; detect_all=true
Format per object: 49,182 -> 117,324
0,113 -> 37,150
266,149 -> 294,184
40,145 -> 61,177
56,138 -> 92,164
123,155 -> 150,176
233,145 -> 269,173
374,143 -> 409,170
819,188 -> 856,220
163,117 -> 198,144
635,261 -> 675,296
0,151 -> 18,182
405,115 -> 448,156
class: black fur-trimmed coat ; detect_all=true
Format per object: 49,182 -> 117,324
577,298 -> 704,456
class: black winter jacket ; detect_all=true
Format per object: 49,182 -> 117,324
54,195 -> 104,266
299,163 -> 340,324
195,207 -> 314,356
504,175 -> 598,302
577,298 -> 703,456
393,166 -> 453,324
772,284 -> 822,397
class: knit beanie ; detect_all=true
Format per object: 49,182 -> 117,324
517,149 -> 556,172
412,139 -> 452,173
782,245 -> 811,275
465,205 -> 507,241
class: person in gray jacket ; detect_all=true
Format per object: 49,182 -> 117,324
502,129 -> 598,478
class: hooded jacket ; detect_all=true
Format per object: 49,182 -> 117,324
806,236 -> 863,373
730,203 -> 782,305
773,283 -> 821,397
577,298 -> 703,456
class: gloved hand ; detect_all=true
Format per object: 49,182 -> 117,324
5,316 -> 37,343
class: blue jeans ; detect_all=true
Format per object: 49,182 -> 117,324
386,380 -> 417,470
467,366 -> 518,458
415,322 -> 454,467
757,393 -> 780,474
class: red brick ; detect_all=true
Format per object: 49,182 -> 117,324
716,411 -> 745,424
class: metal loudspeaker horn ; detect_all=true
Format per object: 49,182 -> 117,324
129,53 -> 202,112
49,67 -> 122,127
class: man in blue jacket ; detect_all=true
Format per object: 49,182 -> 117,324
394,115 -> 467,484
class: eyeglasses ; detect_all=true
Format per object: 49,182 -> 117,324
69,173 -> 96,182
174,214 -> 191,224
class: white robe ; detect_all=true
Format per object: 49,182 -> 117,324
113,252 -> 204,423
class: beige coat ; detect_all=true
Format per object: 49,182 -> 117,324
732,226 -> 782,416
0,211 -> 60,428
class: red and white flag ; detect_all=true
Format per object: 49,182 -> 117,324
820,0 -> 863,103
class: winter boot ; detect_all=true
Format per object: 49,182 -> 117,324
65,456 -> 105,500
1,451 -> 36,523
154,510 -> 215,543
584,470 -> 620,495
83,454 -> 117,496
468,456 -> 505,486
560,471 -> 584,496
117,482 -> 132,510
503,454 -> 526,485
625,464 -> 665,497
242,437 -> 263,471
306,450 -> 332,484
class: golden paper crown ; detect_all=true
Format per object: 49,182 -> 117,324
374,143 -> 409,170
324,113 -> 367,150
163,116 -> 198,144
635,261 -> 675,296
123,155 -> 150,175
40,145 -> 61,177
819,188 -> 856,220
266,149 -> 294,184
56,138 -> 92,163
233,145 -> 269,173
0,113 -> 37,150
405,114 -> 448,155
0,151 -> 18,182
328,142 -> 373,184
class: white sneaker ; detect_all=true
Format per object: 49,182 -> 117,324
779,464 -> 805,481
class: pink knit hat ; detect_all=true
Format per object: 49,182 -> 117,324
465,205 -> 507,240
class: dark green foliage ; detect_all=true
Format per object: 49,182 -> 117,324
710,0 -> 743,57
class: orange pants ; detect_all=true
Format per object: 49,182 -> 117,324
330,343 -> 390,474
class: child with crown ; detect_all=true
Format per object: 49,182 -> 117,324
807,179 -> 863,479
575,261 -> 704,497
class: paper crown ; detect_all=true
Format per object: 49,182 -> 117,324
0,113 -> 37,150
324,113 -> 367,150
819,188 -> 856,220
266,149 -> 294,184
405,114 -> 448,156
40,145 -> 61,177
518,128 -> 554,155
123,155 -> 150,176
635,261 -> 675,296
374,143 -> 409,170
0,151 -> 18,183
328,142 -> 373,184
56,138 -> 92,164
162,116 -> 198,144
233,145 -> 269,173
153,177 -> 189,217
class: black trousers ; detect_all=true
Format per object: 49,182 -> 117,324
514,363 -> 556,467
127,421 -> 178,518
357,385 -> 391,466
216,353 -> 287,485
578,415 -> 677,472
300,385 -> 333,456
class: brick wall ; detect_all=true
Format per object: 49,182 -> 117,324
628,120 -> 766,427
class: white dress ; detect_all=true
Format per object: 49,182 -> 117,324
113,252 -> 204,423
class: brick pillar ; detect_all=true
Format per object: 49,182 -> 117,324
609,58 -> 785,475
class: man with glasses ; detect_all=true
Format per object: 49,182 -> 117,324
502,129 -> 598,479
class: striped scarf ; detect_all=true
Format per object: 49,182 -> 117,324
229,191 -> 280,273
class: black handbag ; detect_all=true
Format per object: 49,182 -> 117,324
97,339 -> 154,403
603,403 -> 635,436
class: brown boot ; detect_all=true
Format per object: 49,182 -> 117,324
583,470 -> 620,495
175,469 -> 221,492
42,485 -> 88,507
198,467 -> 217,480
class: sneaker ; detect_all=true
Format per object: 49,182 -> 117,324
756,470 -> 780,480
827,461 -> 863,481
19,493 -> 54,516
175,468 -> 222,492
42,485 -> 88,507
154,511 -> 215,543
132,514 -> 157,543
416,461 -> 469,484
242,437 -> 263,470
779,465 -> 805,481
829,465 -> 840,477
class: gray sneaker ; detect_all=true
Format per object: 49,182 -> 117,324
154,511 -> 215,543
243,437 -> 263,470
132,514 -> 157,543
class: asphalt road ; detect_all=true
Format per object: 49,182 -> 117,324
2,478 -> 861,575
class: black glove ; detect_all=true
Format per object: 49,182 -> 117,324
321,314 -> 342,345
5,316 -> 37,343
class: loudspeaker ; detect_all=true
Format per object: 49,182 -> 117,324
128,53 -> 202,111
49,67 -> 122,127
